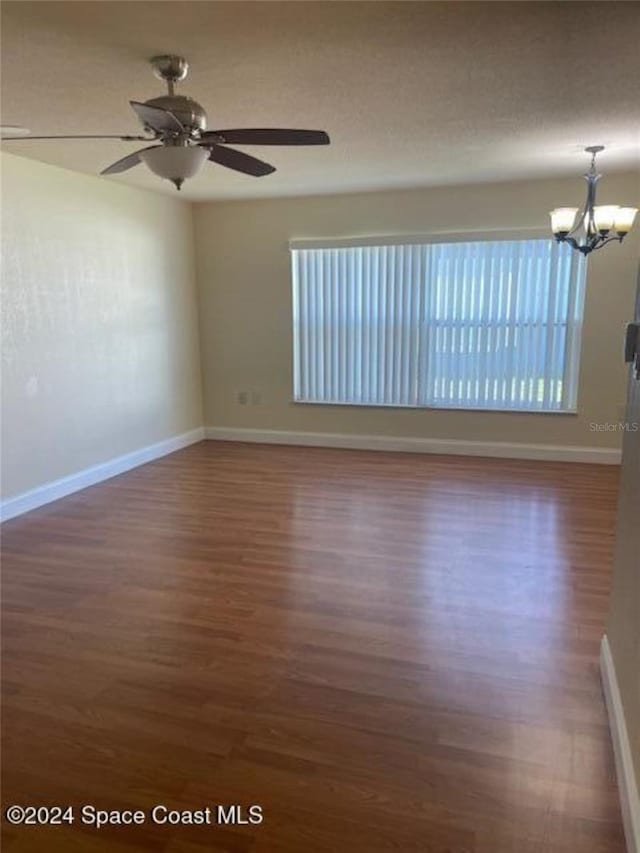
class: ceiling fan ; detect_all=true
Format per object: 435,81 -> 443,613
0,55 -> 330,190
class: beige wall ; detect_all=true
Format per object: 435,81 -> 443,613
1,152 -> 203,499
2,159 -> 638,505
194,172 -> 640,448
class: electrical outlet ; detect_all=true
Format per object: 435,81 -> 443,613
236,390 -> 249,405
251,391 -> 262,406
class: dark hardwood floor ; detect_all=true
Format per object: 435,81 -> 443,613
1,441 -> 624,852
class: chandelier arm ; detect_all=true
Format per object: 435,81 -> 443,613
566,170 -> 600,239
582,231 -> 604,254
566,198 -> 591,238
585,173 -> 598,238
560,236 -> 581,252
591,235 -> 624,253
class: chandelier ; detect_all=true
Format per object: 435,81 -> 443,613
550,146 -> 637,255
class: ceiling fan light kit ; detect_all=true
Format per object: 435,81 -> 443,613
0,55 -> 330,190
550,146 -> 637,255
140,145 -> 209,190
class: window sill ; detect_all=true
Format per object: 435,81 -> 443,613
292,399 -> 578,416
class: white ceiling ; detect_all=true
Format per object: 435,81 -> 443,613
1,1 -> 639,201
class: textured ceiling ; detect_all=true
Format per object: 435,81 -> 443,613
1,1 -> 639,201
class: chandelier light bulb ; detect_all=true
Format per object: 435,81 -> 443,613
614,207 -> 638,234
550,208 -> 578,235
592,205 -> 619,233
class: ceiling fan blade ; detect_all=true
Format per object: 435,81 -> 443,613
1,134 -> 149,141
203,129 -> 330,146
100,146 -> 160,175
204,144 -> 275,177
130,101 -> 184,134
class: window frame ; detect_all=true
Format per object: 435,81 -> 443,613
290,230 -> 585,415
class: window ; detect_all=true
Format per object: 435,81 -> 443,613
291,237 -> 585,412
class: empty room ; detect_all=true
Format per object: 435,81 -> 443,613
1,2 -> 639,851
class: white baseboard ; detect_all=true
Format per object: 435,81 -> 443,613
204,426 -> 621,465
601,636 -> 640,853
4,425 -> 615,522
0,427 -> 205,523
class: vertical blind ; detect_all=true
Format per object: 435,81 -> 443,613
291,238 -> 585,412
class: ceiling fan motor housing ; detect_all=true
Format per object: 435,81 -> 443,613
144,96 -> 207,134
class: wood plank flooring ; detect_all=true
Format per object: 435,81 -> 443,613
1,441 -> 624,852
